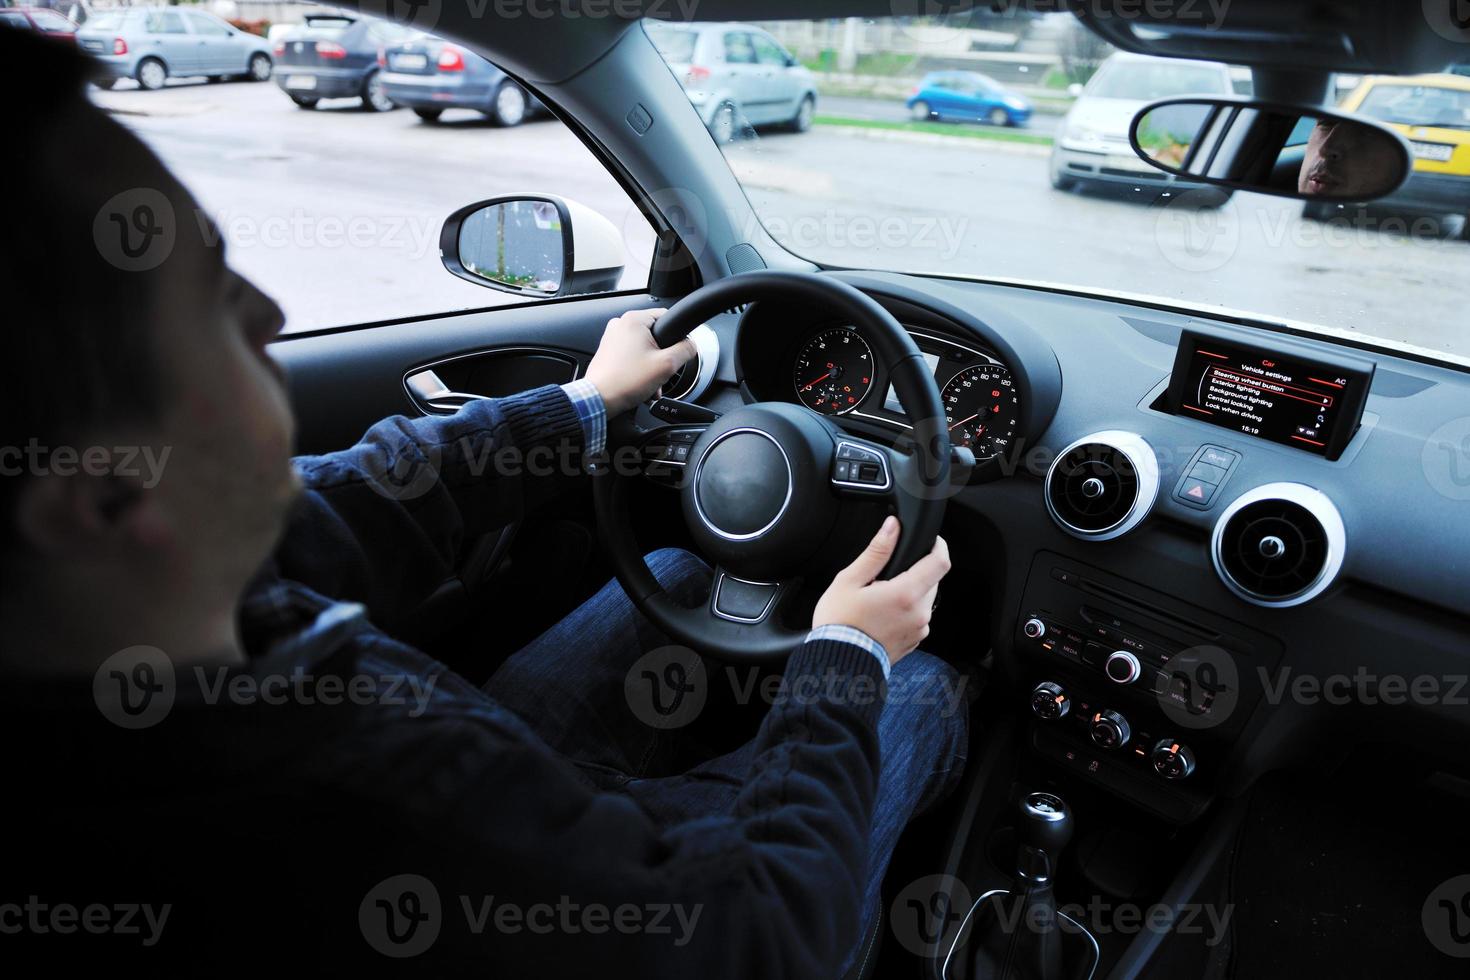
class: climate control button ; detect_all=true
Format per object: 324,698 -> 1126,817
1151,739 -> 1197,780
1030,681 -> 1070,721
1089,709 -> 1131,750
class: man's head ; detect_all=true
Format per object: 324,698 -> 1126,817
1298,117 -> 1403,199
1,30 -> 298,669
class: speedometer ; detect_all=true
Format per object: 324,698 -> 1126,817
942,363 -> 1019,460
793,328 -> 873,416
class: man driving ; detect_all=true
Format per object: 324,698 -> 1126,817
0,30 -> 966,974
1297,116 -> 1403,198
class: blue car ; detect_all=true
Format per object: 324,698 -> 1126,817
906,71 -> 1032,127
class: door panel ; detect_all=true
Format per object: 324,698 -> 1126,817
273,291 -> 656,455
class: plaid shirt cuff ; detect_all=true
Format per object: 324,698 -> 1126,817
560,379 -> 607,457
804,624 -> 891,679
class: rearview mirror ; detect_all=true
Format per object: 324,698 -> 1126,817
440,194 -> 626,297
1129,98 -> 1412,202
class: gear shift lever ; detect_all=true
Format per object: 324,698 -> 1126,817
961,792 -> 1086,980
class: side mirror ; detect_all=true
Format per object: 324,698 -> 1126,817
1066,83 -> 1084,98
440,195 -> 626,297
1129,98 -> 1412,202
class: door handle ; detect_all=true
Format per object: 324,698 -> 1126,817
405,369 -> 490,414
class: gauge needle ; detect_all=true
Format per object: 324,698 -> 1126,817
804,373 -> 830,390
949,413 -> 978,430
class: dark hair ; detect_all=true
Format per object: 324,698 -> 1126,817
0,28 -> 166,554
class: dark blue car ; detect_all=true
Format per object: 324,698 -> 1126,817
272,12 -> 415,111
380,35 -> 545,126
906,71 -> 1032,127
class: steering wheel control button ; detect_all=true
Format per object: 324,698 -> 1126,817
693,428 -> 793,540
712,572 -> 780,623
1104,650 -> 1142,685
1150,740 -> 1197,781
1030,681 -> 1070,721
831,441 -> 891,490
1089,709 -> 1131,751
1173,444 -> 1240,510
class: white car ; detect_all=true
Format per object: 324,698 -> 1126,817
646,21 -> 817,142
1050,51 -> 1237,200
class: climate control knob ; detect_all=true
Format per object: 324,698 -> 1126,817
1023,618 -> 1047,640
1089,709 -> 1131,750
1151,739 -> 1197,781
1104,650 -> 1142,685
1030,681 -> 1070,721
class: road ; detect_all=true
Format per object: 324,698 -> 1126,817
94,78 -> 1464,356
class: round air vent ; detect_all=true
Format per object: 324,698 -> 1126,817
1211,482 -> 1345,607
653,323 -> 719,404
1044,431 -> 1160,540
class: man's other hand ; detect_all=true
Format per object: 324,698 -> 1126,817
584,308 -> 698,416
812,517 -> 951,665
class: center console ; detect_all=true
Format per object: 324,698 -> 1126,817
1014,552 -> 1283,823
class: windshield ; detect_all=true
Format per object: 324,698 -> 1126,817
1087,61 -> 1227,100
1357,83 -> 1470,129
646,24 -> 697,64
698,14 -> 1468,359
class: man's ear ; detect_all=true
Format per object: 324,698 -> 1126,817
12,471 -> 160,557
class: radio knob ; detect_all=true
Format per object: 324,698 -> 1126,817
1104,650 -> 1142,685
1023,618 -> 1047,639
1089,709 -> 1131,750
1151,739 -> 1197,781
1030,681 -> 1070,721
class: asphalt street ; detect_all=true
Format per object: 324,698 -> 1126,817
94,77 -> 1464,356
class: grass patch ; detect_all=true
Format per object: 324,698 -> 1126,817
814,114 -> 1054,146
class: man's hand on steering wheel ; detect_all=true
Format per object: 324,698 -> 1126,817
814,517 -> 951,664
584,308 -> 698,416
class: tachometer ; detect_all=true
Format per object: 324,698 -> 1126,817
942,363 -> 1019,460
793,328 -> 873,415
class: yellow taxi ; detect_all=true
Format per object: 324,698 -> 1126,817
1325,72 -> 1470,233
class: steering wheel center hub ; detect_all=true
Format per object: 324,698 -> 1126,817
694,429 -> 793,539
681,404 -> 840,580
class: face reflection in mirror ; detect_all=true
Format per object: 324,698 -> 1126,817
1295,118 -> 1404,199
458,200 -> 564,293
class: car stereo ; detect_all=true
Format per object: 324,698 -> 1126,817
1165,328 -> 1373,459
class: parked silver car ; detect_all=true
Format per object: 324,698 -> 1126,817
646,21 -> 817,142
77,6 -> 272,90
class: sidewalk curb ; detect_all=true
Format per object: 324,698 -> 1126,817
814,123 -> 1052,157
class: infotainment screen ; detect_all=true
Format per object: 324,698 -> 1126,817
1166,329 -> 1373,459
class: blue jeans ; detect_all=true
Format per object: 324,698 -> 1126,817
486,548 -> 970,968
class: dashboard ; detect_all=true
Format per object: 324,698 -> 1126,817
715,269 -> 1470,823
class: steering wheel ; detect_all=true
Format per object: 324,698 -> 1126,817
592,271 -> 951,663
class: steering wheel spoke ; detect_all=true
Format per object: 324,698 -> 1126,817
638,424 -> 709,485
709,567 -> 795,625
